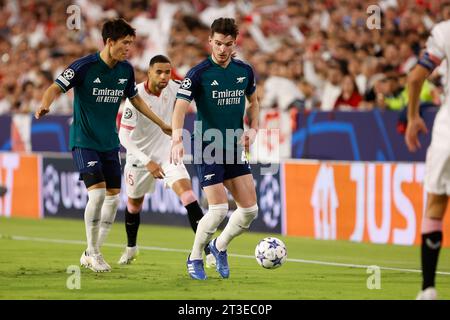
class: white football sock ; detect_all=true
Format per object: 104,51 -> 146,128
97,194 -> 120,251
216,204 -> 258,252
84,188 -> 106,255
190,203 -> 228,260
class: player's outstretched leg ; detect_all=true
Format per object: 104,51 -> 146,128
189,203 -> 228,260
180,190 -> 215,267
216,204 -> 258,252
187,203 -> 228,279
118,202 -> 141,265
210,204 -> 259,279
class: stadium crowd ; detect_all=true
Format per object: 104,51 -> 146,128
0,0 -> 449,116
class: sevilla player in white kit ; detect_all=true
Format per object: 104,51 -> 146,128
406,18 -> 450,300
118,55 -> 215,266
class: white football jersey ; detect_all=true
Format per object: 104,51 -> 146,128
424,20 -> 450,149
121,80 -> 179,165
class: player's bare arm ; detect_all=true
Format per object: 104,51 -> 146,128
118,125 -> 165,179
129,94 -> 172,136
405,64 -> 430,152
240,92 -> 259,151
171,98 -> 190,165
35,83 -> 63,119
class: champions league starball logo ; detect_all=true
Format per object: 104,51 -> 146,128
259,175 -> 281,229
63,68 -> 75,80
181,78 -> 192,89
43,165 -> 60,215
123,108 -> 133,119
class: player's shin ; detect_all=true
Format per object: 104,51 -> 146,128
125,205 -> 141,247
181,190 -> 204,232
421,217 -> 443,290
85,188 -> 106,255
181,191 -> 211,255
97,194 -> 120,250
190,203 -> 228,260
216,204 -> 258,252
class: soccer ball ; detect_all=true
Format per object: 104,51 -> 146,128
255,237 -> 287,269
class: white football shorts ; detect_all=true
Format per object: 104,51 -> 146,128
424,145 -> 450,195
124,161 -> 191,199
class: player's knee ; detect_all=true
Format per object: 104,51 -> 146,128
422,217 -> 443,234
104,194 -> 120,207
208,203 -> 229,220
426,205 -> 447,220
87,188 -> 106,207
101,194 -> 120,225
180,190 -> 197,206
237,204 -> 258,228
127,199 -> 143,214
201,203 -> 228,234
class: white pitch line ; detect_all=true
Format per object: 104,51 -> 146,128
3,234 -> 450,276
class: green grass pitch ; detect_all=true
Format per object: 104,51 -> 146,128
0,217 -> 449,300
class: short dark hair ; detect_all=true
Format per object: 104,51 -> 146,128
210,18 -> 239,38
101,18 -> 136,44
149,55 -> 171,66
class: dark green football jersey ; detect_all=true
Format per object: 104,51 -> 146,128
176,56 -> 256,150
55,52 -> 138,151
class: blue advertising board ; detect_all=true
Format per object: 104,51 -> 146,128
292,109 -> 437,161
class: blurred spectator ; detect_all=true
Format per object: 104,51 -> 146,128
334,75 -> 362,110
379,73 -> 407,111
382,43 -> 402,72
291,80 -> 319,111
261,61 -> 303,111
399,42 -> 419,74
320,60 -> 343,111
0,85 -> 11,115
14,81 -> 39,114
356,57 -> 381,97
